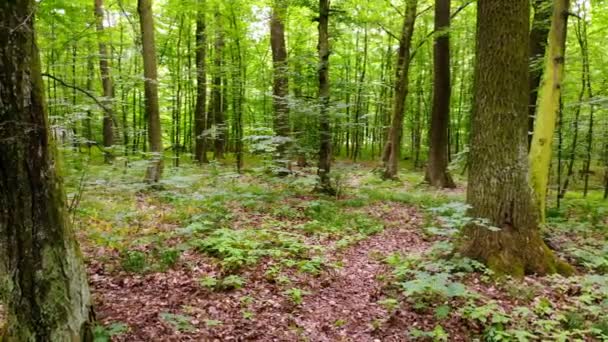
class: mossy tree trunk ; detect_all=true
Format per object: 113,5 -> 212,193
194,0 -> 209,164
271,0 -> 291,175
425,0 -> 455,188
529,0 -> 570,222
459,0 -> 570,277
528,0 -> 553,149
382,0 -> 417,180
316,0 -> 335,194
138,0 -> 164,182
0,0 -> 94,339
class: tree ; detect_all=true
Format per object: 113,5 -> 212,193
138,0 -> 164,182
195,0 -> 209,163
528,0 -> 553,148
425,0 -> 455,188
94,0 -> 116,163
382,0 -> 417,180
459,0 -> 570,276
529,0 -> 570,222
316,0 -> 334,194
0,0 -> 94,339
271,0 -> 291,174
211,8 -> 226,160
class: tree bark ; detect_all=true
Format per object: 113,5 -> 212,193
459,0 -> 570,277
95,0 -> 116,163
528,0 -> 553,149
271,0 -> 291,174
425,0 -> 455,188
529,0 -> 570,222
316,0 -> 334,194
382,0 -> 418,179
138,0 -> 164,182
0,1 -> 94,339
194,0 -> 209,163
211,9 -> 226,160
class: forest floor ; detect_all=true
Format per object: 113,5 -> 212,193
1,159 -> 607,341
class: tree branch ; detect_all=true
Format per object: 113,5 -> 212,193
41,73 -> 118,127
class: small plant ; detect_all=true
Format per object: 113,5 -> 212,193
284,287 -> 309,306
199,275 -> 219,289
120,250 -> 147,273
204,319 -> 223,327
377,298 -> 400,313
160,312 -> 195,332
220,275 -> 246,290
93,322 -> 128,342
158,248 -> 180,269
199,274 -> 246,291
409,325 -> 449,341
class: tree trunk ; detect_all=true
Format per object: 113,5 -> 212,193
138,0 -> 164,182
0,1 -> 94,339
271,0 -> 291,174
194,0 -> 209,163
212,9 -> 226,160
382,0 -> 418,179
95,0 -> 116,163
528,0 -> 553,149
578,12 -> 594,198
459,0 -> 570,277
529,0 -> 570,222
316,0 -> 334,194
425,0 -> 455,188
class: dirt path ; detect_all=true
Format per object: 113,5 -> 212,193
292,204 -> 431,341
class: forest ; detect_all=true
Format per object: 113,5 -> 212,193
0,0 -> 607,340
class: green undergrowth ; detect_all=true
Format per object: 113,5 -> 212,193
380,195 -> 608,341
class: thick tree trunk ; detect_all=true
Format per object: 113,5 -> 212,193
0,1 -> 94,339
138,0 -> 164,182
316,0 -> 334,194
382,0 -> 417,179
528,0 -> 553,149
95,0 -> 116,163
271,0 -> 291,174
529,0 -> 570,222
195,0 -> 209,164
425,0 -> 455,188
459,0 -> 571,277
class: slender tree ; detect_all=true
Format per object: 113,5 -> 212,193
95,0 -> 116,163
211,8 -> 226,160
382,0 -> 418,179
195,0 -> 209,163
528,0 -> 553,148
529,0 -> 570,222
138,0 -> 164,182
459,0 -> 570,276
316,0 -> 334,194
0,0 -> 94,339
425,0 -> 455,188
271,0 -> 291,174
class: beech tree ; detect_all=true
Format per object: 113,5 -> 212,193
138,0 -> 164,182
94,0 -> 116,163
425,0 -> 455,188
382,0 -> 418,180
529,0 -> 570,222
459,0 -> 571,276
316,0 -> 334,194
271,0 -> 291,174
195,0 -> 209,164
0,0 -> 94,339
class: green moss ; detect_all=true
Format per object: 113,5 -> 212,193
487,254 -> 525,278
